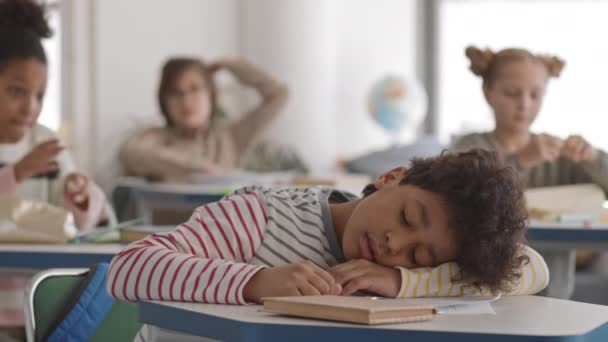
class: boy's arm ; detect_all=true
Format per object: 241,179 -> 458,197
395,245 -> 549,297
106,192 -> 268,304
502,245 -> 550,295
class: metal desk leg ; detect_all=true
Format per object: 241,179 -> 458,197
540,249 -> 576,299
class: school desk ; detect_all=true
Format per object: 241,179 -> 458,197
137,295 -> 608,342
0,243 -> 122,271
527,221 -> 608,299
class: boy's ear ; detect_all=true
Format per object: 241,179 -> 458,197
374,167 -> 407,189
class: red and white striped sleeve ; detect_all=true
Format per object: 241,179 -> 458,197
106,191 -> 268,304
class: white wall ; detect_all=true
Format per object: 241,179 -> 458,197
241,0 -> 338,174
241,0 -> 418,172
334,0 -> 417,159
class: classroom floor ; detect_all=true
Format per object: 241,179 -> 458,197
572,272 -> 608,305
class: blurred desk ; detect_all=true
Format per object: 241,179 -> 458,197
138,296 -> 608,342
0,243 -> 122,273
112,174 -> 370,225
112,178 -> 227,225
527,221 -> 608,299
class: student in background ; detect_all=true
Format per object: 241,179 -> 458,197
452,46 -> 608,192
0,1 -> 109,229
109,149 -> 548,308
0,0 -> 109,338
120,56 -> 292,183
452,46 -> 608,299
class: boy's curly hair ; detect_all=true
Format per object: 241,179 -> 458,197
363,148 -> 529,293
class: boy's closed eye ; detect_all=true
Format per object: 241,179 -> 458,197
410,247 -> 418,266
7,86 -> 26,97
400,217 -> 421,267
400,210 -> 409,227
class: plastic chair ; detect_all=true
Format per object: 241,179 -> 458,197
24,267 -> 141,342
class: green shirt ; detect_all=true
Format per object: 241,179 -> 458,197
451,132 -> 608,193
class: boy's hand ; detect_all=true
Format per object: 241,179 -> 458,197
328,259 -> 401,297
14,140 -> 63,183
64,172 -> 91,210
561,135 -> 596,162
517,133 -> 563,168
242,261 -> 341,304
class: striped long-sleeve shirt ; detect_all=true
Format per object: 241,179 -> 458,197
107,186 -> 549,304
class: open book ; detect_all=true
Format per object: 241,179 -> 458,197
262,295 -> 437,325
263,295 -> 500,325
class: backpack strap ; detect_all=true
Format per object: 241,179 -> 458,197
44,263 -> 115,342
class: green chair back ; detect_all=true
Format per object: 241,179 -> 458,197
30,269 -> 141,342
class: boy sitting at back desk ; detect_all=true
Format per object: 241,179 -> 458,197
108,149 -> 547,304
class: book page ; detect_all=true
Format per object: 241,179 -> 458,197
371,294 -> 500,315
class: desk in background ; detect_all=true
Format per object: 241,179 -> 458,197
138,295 -> 608,342
112,179 -> 227,225
0,244 -> 122,272
527,221 -> 608,300
112,174 -> 370,225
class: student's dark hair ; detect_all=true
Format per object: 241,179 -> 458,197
362,149 -> 529,293
0,0 -> 52,71
157,57 -> 219,127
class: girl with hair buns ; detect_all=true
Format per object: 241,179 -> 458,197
0,0 -> 110,336
453,46 -> 608,193
452,46 -> 608,300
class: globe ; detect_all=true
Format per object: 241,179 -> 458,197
368,75 -> 428,141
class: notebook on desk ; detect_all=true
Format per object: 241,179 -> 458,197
525,183 -> 607,223
262,295 -> 437,325
0,195 -> 76,244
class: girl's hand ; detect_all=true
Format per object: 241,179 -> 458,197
517,133 -> 564,169
328,259 -> 401,298
64,172 -> 91,210
243,261 -> 342,304
14,140 -> 63,183
561,135 -> 596,162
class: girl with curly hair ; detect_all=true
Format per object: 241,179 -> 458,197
0,0 -> 110,337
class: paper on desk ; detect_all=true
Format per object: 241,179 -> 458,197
0,196 -> 76,243
398,295 -> 500,315
436,302 -> 495,314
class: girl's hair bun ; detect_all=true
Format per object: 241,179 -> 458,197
465,46 -> 495,77
0,0 -> 51,38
